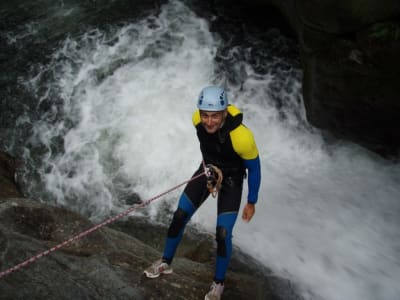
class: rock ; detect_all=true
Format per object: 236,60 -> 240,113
300,19 -> 400,157
237,0 -> 400,156
0,151 -> 23,198
0,195 -> 301,300
0,152 -> 302,299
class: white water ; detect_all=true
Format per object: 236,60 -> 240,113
24,1 -> 400,300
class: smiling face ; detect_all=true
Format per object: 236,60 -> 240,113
200,110 -> 227,134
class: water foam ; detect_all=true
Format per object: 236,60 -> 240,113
25,1 -> 400,300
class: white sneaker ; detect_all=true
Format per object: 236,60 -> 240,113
205,281 -> 224,300
143,259 -> 173,278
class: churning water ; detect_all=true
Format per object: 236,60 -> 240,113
1,1 -> 400,299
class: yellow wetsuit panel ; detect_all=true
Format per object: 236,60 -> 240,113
192,109 -> 201,126
226,105 -> 241,117
230,125 -> 259,160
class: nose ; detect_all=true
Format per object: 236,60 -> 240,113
205,116 -> 213,126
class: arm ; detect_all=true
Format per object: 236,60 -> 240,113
242,156 -> 261,222
244,156 -> 261,204
230,124 -> 262,222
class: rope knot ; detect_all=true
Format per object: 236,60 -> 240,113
205,164 -> 223,197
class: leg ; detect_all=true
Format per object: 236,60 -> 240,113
162,193 -> 194,263
214,177 -> 243,283
214,212 -> 238,282
162,166 -> 209,263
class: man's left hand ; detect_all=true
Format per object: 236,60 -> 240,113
242,203 -> 255,222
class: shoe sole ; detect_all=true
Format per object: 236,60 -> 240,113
143,269 -> 173,279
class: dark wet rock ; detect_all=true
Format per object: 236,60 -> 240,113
0,198 -> 301,300
237,0 -> 400,157
0,151 -> 23,198
0,151 -> 301,300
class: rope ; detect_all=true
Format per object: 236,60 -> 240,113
0,171 -> 205,279
203,161 -> 223,198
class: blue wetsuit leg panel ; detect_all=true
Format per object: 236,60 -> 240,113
214,212 -> 238,282
162,193 -> 196,262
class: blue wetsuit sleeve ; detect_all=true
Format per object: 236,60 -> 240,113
244,156 -> 261,204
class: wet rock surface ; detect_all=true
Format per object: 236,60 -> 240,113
0,198 -> 299,300
0,152 -> 301,300
0,152 -> 23,198
238,0 -> 400,157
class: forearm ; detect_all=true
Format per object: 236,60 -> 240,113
244,156 -> 261,204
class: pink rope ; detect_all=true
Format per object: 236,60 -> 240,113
0,171 -> 205,279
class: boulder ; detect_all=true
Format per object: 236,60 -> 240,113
0,151 -> 23,198
0,198 -> 298,300
0,151 -> 300,300
240,0 -> 400,156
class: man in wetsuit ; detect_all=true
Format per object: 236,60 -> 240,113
144,86 -> 261,300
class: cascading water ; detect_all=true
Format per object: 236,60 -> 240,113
1,1 -> 399,300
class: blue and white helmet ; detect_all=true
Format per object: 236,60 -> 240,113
197,86 -> 228,111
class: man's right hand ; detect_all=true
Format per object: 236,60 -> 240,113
242,203 -> 255,222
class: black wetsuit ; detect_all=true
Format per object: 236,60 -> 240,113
163,104 -> 261,282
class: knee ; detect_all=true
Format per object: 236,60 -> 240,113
216,226 -> 228,257
167,208 -> 188,238
216,226 -> 227,241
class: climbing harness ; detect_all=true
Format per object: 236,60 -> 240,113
204,162 -> 223,197
0,169 -> 210,279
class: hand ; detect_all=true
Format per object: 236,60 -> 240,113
242,203 -> 255,223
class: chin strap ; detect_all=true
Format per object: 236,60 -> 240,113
203,162 -> 223,197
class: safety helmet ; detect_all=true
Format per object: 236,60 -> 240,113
197,86 -> 228,111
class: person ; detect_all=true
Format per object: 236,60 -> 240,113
144,86 -> 261,300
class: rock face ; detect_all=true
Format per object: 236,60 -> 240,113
242,0 -> 400,156
0,152 -> 23,198
0,152 -> 300,300
0,198 -> 278,300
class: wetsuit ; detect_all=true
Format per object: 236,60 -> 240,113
162,104 -> 261,283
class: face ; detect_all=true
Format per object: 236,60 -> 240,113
200,110 -> 227,134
